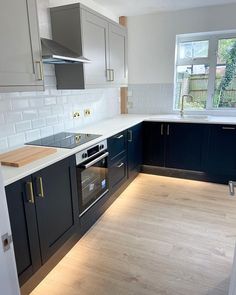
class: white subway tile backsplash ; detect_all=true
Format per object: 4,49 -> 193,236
0,124 -> 15,137
22,110 -> 38,120
44,97 -> 57,106
0,138 -> 8,150
15,121 -> 32,133
38,107 -> 52,118
11,99 -> 29,110
32,118 -> 46,129
29,98 -> 44,108
0,99 -> 12,111
25,130 -> 41,142
53,123 -> 64,134
8,133 -> 25,148
46,115 -> 58,126
40,126 -> 54,138
4,111 -> 22,123
0,113 -> 4,124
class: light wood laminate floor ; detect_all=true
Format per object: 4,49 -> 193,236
30,174 -> 236,295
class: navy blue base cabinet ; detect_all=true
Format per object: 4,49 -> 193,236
143,122 -> 165,167
143,122 -> 207,171
165,123 -> 208,171
5,156 -> 79,286
206,125 -> 236,178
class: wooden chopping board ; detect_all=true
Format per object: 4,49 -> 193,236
0,146 -> 57,167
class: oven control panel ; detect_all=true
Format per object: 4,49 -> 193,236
76,140 -> 107,165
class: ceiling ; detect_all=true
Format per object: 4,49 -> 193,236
93,0 -> 236,16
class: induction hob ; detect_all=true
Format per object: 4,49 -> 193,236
26,132 -> 101,149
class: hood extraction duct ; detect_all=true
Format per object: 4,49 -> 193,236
41,38 -> 91,64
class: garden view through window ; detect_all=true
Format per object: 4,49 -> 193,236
175,33 -> 236,110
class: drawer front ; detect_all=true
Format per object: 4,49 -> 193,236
109,154 -> 127,191
108,131 -> 126,161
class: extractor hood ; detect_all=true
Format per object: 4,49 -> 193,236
41,38 -> 91,64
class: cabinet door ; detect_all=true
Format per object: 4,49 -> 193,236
109,153 -> 127,192
206,125 -> 236,176
127,124 -> 143,178
107,131 -> 126,162
0,0 -> 44,91
33,157 -> 78,263
81,9 -> 109,86
108,23 -> 128,86
143,122 -> 165,167
165,123 -> 206,171
5,177 -> 41,286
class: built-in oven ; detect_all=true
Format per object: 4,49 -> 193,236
76,140 -> 109,217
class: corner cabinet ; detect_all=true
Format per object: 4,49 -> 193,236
0,0 -> 44,92
50,3 -> 128,89
5,156 -> 79,286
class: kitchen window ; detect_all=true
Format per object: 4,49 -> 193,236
174,32 -> 236,111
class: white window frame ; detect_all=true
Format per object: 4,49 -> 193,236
174,31 -> 236,112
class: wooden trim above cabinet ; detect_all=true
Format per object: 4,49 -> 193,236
119,16 -> 128,114
119,16 -> 127,27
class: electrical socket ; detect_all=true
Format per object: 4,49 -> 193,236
73,111 -> 80,119
84,109 -> 91,116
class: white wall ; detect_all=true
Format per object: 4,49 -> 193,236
0,0 -> 120,152
127,3 -> 236,114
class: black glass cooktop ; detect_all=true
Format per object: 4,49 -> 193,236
26,132 -> 101,149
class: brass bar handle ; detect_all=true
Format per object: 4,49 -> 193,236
167,124 -> 170,136
222,126 -> 235,130
106,69 -> 110,81
128,130 -> 133,142
161,124 -> 164,136
35,61 -> 44,81
26,182 -> 35,204
36,177 -> 44,198
106,69 -> 112,81
117,162 -> 124,168
111,69 -> 115,82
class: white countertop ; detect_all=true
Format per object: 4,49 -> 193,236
2,113 -> 236,186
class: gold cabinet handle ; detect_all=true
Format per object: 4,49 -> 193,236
222,126 -> 235,130
35,61 -> 44,81
26,182 -> 35,204
36,177 -> 44,198
161,124 -> 164,136
167,124 -> 170,136
106,69 -> 111,81
110,69 -> 115,81
128,130 -> 133,142
117,162 -> 124,168
115,134 -> 124,139
106,69 -> 115,82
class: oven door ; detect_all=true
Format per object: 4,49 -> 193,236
77,152 -> 109,216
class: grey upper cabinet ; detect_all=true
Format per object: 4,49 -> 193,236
50,3 -> 128,89
81,9 -> 110,86
0,0 -> 44,92
108,23 -> 128,86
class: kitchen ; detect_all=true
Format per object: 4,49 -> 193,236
1,0 -> 236,294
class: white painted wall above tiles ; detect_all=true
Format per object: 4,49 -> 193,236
0,0 -> 120,152
127,3 -> 236,115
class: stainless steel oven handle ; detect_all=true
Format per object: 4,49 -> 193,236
81,152 -> 109,169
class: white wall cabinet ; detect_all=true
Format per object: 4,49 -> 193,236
0,0 -> 44,92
